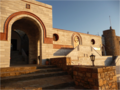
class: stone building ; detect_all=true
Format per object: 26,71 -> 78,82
103,26 -> 120,56
0,0 -> 119,68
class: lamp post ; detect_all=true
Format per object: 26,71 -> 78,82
90,54 -> 95,66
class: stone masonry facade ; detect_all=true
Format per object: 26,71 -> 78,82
0,0 -> 119,68
103,28 -> 120,56
50,57 -> 118,90
0,0 -> 103,67
73,66 -> 118,89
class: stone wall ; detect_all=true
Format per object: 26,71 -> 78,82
71,56 -> 112,66
0,41 -> 10,67
50,57 -> 71,66
50,56 -> 113,67
50,57 -> 118,90
50,57 -> 74,76
52,28 -> 102,60
0,0 -> 103,67
103,29 -> 119,56
66,45 -> 102,60
116,36 -> 120,55
0,0 -> 53,67
73,66 -> 118,89
0,0 -> 53,36
53,28 -> 102,47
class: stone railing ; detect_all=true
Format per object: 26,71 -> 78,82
91,46 -> 101,56
66,45 -> 102,60
50,57 -> 118,90
115,56 -> 120,66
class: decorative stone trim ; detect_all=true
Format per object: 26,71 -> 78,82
26,4 -> 30,9
0,33 -> 6,41
0,11 -> 53,44
44,37 -> 53,44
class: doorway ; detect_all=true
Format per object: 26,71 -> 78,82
11,39 -> 17,51
10,17 -> 41,66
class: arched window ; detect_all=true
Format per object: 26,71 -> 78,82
53,34 -> 59,41
74,36 -> 80,48
91,39 -> 95,45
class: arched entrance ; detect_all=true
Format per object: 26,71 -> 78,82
10,17 -> 41,66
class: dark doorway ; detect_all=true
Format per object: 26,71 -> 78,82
11,39 -> 17,51
10,17 -> 41,66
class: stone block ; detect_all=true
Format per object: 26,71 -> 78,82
97,68 -> 103,73
92,73 -> 98,78
88,78 -> 93,82
99,79 -> 103,86
86,73 -> 91,77
73,71 -> 77,75
113,76 -> 117,81
100,73 -> 105,78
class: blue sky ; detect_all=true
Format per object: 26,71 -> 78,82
37,0 -> 119,36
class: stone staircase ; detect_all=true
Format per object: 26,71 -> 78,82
0,65 -> 75,90
11,51 -> 27,65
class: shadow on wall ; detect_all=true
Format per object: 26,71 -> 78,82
54,48 -> 73,56
104,57 -> 113,66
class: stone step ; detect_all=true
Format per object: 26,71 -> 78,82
10,61 -> 27,63
57,86 -> 84,90
1,71 -> 67,84
11,60 -> 25,62
11,51 -> 19,53
0,65 -> 56,73
0,68 -> 62,77
11,58 -> 24,60
37,65 -> 57,69
11,56 -> 23,58
1,75 -> 75,89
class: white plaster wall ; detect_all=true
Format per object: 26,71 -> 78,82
70,56 -> 112,66
66,45 -> 102,60
115,56 -> 120,66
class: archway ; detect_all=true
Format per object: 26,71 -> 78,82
102,44 -> 106,56
10,17 -> 41,66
